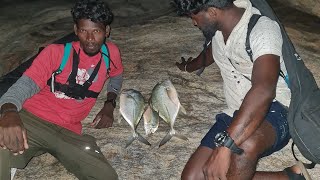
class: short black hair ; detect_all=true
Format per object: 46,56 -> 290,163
71,0 -> 114,26
172,0 -> 234,16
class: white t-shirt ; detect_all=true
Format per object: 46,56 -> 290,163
212,0 -> 291,116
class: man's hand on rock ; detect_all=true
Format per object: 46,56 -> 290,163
176,57 -> 193,72
91,102 -> 115,129
0,111 -> 29,155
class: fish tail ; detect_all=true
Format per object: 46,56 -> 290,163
145,125 -> 159,136
174,133 -> 188,141
136,131 -> 151,146
145,128 -> 151,136
179,104 -> 187,115
125,136 -> 136,148
158,131 -> 173,147
171,128 -> 188,141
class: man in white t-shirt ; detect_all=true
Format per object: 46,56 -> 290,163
173,0 -> 309,179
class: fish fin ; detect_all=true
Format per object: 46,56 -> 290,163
145,125 -> 158,136
145,131 -> 151,137
143,107 -> 151,125
174,133 -> 188,141
125,136 -> 136,148
136,131 -> 151,146
158,132 -> 173,147
118,118 -> 122,124
151,119 -> 159,134
136,116 -> 143,130
145,125 -> 159,136
144,127 -> 150,136
179,104 -> 187,115
153,109 -> 165,124
163,105 -> 173,124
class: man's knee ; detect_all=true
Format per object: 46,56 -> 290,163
227,153 -> 257,180
181,167 -> 203,180
85,167 -> 118,180
181,147 -> 213,180
240,122 -> 277,159
225,141 -> 261,180
240,139 -> 261,159
98,164 -> 118,180
79,159 -> 118,180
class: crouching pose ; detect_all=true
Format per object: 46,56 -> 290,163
173,0 -> 309,179
0,0 -> 123,179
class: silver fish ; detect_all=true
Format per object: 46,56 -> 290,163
150,79 -> 188,147
119,89 -> 151,148
143,105 -> 159,136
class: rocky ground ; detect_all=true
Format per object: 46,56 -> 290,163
0,0 -> 319,179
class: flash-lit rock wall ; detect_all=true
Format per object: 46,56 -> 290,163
0,0 -> 174,78
1,0 -> 319,78
273,0 -> 320,18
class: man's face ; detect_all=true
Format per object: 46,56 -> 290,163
74,19 -> 109,56
191,10 -> 219,40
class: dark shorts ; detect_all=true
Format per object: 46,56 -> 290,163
200,101 -> 291,157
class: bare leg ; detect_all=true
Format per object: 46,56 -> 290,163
181,120 -> 291,180
254,164 -> 305,180
226,120 -> 278,180
181,146 -> 213,180
254,171 -> 288,180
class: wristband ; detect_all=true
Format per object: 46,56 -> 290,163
105,99 -> 116,108
214,131 -> 244,155
184,63 -> 188,72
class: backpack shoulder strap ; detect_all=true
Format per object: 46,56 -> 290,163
56,42 -> 72,74
246,14 -> 262,62
291,142 -> 317,169
49,42 -> 72,92
245,14 -> 288,85
101,44 -> 110,69
56,43 -> 110,73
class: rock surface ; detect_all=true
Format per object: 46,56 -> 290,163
274,0 -> 320,18
0,0 -> 173,78
0,0 -> 319,179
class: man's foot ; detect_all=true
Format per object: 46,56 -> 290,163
284,161 -> 312,180
290,164 -> 302,174
284,166 -> 305,180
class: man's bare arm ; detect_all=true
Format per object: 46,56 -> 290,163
0,75 -> 38,154
176,44 -> 214,72
227,54 -> 280,146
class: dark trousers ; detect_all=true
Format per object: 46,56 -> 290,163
0,109 -> 118,180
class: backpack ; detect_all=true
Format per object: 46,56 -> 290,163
56,42 -> 110,74
47,42 -> 111,100
246,0 -> 320,168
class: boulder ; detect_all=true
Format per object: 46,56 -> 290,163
272,0 -> 320,18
